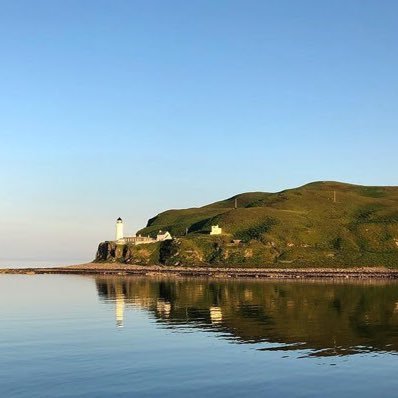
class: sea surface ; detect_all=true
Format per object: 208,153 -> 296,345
1,275 -> 398,397
0,259 -> 90,269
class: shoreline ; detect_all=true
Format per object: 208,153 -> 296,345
2,263 -> 398,279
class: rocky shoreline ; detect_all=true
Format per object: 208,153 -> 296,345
2,263 -> 398,279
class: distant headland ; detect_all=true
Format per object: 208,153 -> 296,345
94,181 -> 398,269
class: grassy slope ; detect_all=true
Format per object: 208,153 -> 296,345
137,181 -> 398,267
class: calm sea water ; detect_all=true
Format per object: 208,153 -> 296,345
1,275 -> 398,397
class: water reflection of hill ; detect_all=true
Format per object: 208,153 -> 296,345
95,277 -> 398,357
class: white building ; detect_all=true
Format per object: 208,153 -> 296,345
156,231 -> 172,241
210,225 -> 222,235
114,218 -> 172,245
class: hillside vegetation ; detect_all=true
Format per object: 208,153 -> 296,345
134,181 -> 398,266
131,181 -> 398,267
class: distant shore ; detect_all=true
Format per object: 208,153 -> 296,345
2,263 -> 398,279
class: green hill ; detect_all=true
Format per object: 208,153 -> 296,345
133,181 -> 398,267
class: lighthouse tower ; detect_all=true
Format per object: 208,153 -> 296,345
115,217 -> 124,241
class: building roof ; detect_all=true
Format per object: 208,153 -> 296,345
117,217 -> 122,221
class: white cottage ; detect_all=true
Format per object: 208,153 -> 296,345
210,225 -> 222,235
156,231 -> 172,241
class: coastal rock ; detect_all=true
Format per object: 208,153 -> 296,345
95,241 -> 117,262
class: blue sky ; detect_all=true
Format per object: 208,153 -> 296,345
1,0 -> 398,265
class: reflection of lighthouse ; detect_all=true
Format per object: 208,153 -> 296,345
210,306 -> 223,324
156,300 -> 171,318
116,217 -> 124,241
115,285 -> 125,328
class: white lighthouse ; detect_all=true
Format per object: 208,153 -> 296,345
115,217 -> 124,241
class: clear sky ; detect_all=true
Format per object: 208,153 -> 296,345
1,0 -> 398,266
